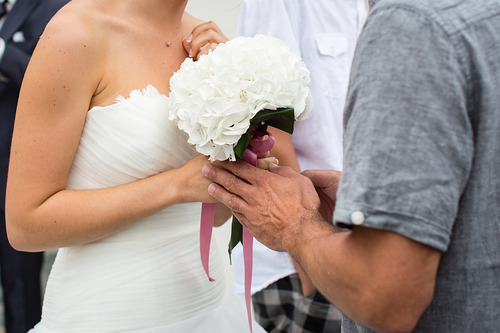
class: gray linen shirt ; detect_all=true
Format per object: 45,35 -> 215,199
334,0 -> 500,331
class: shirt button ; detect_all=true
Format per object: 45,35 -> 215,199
350,211 -> 365,225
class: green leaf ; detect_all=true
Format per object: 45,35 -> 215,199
228,216 -> 243,264
234,131 -> 250,160
251,108 -> 295,134
233,108 -> 295,159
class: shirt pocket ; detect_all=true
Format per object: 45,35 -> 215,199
314,33 -> 351,98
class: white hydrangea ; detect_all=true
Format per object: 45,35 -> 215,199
168,34 -> 313,161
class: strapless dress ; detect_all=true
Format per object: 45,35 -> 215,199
30,86 -> 265,333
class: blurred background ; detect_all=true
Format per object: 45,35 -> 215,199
187,0 -> 242,39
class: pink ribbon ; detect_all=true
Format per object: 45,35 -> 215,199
200,202 -> 216,282
200,129 -> 275,332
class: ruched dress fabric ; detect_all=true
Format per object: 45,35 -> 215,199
30,86 -> 264,333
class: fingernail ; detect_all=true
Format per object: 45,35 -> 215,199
269,163 -> 278,167
187,34 -> 193,43
208,183 -> 216,194
189,49 -> 193,58
275,159 -> 279,165
202,164 -> 210,176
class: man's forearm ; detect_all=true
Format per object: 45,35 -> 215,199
285,218 -> 439,333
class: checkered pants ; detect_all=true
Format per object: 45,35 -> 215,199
252,274 -> 342,333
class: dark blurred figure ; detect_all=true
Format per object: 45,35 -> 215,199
0,0 -> 69,332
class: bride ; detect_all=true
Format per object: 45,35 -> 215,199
5,0 -> 270,332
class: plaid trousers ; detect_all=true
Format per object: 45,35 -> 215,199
252,273 -> 342,333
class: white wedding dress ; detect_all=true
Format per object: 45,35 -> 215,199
30,86 -> 265,333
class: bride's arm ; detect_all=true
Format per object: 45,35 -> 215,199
5,12 -> 220,252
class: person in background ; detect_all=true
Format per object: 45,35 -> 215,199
231,0 -> 368,332
0,0 -> 68,332
203,0 -> 500,331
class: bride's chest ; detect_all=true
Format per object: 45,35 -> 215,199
79,86 -> 197,180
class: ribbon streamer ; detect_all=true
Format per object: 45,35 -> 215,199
200,130 -> 275,333
200,202 -> 216,282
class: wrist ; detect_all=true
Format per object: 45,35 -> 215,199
165,165 -> 197,204
281,209 -> 328,254
162,168 -> 185,205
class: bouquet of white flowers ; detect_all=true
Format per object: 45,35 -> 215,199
168,34 -> 313,332
168,34 -> 313,162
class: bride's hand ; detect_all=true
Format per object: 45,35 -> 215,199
177,154 -> 219,203
183,21 -> 229,60
257,153 -> 279,170
177,152 -> 277,204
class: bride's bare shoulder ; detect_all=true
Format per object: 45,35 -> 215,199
40,1 -> 114,56
28,1 -> 115,95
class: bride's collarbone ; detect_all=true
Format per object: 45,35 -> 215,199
107,43 -> 187,75
98,53 -> 187,98
92,29 -> 190,103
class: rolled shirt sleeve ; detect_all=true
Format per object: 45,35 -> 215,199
334,5 -> 473,252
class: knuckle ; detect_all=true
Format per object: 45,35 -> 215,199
228,195 -> 238,208
227,194 -> 239,210
231,160 -> 246,173
226,174 -> 240,190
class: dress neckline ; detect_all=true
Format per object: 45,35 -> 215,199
88,85 -> 168,113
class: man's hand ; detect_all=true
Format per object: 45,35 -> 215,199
202,160 -> 322,251
301,169 -> 341,224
